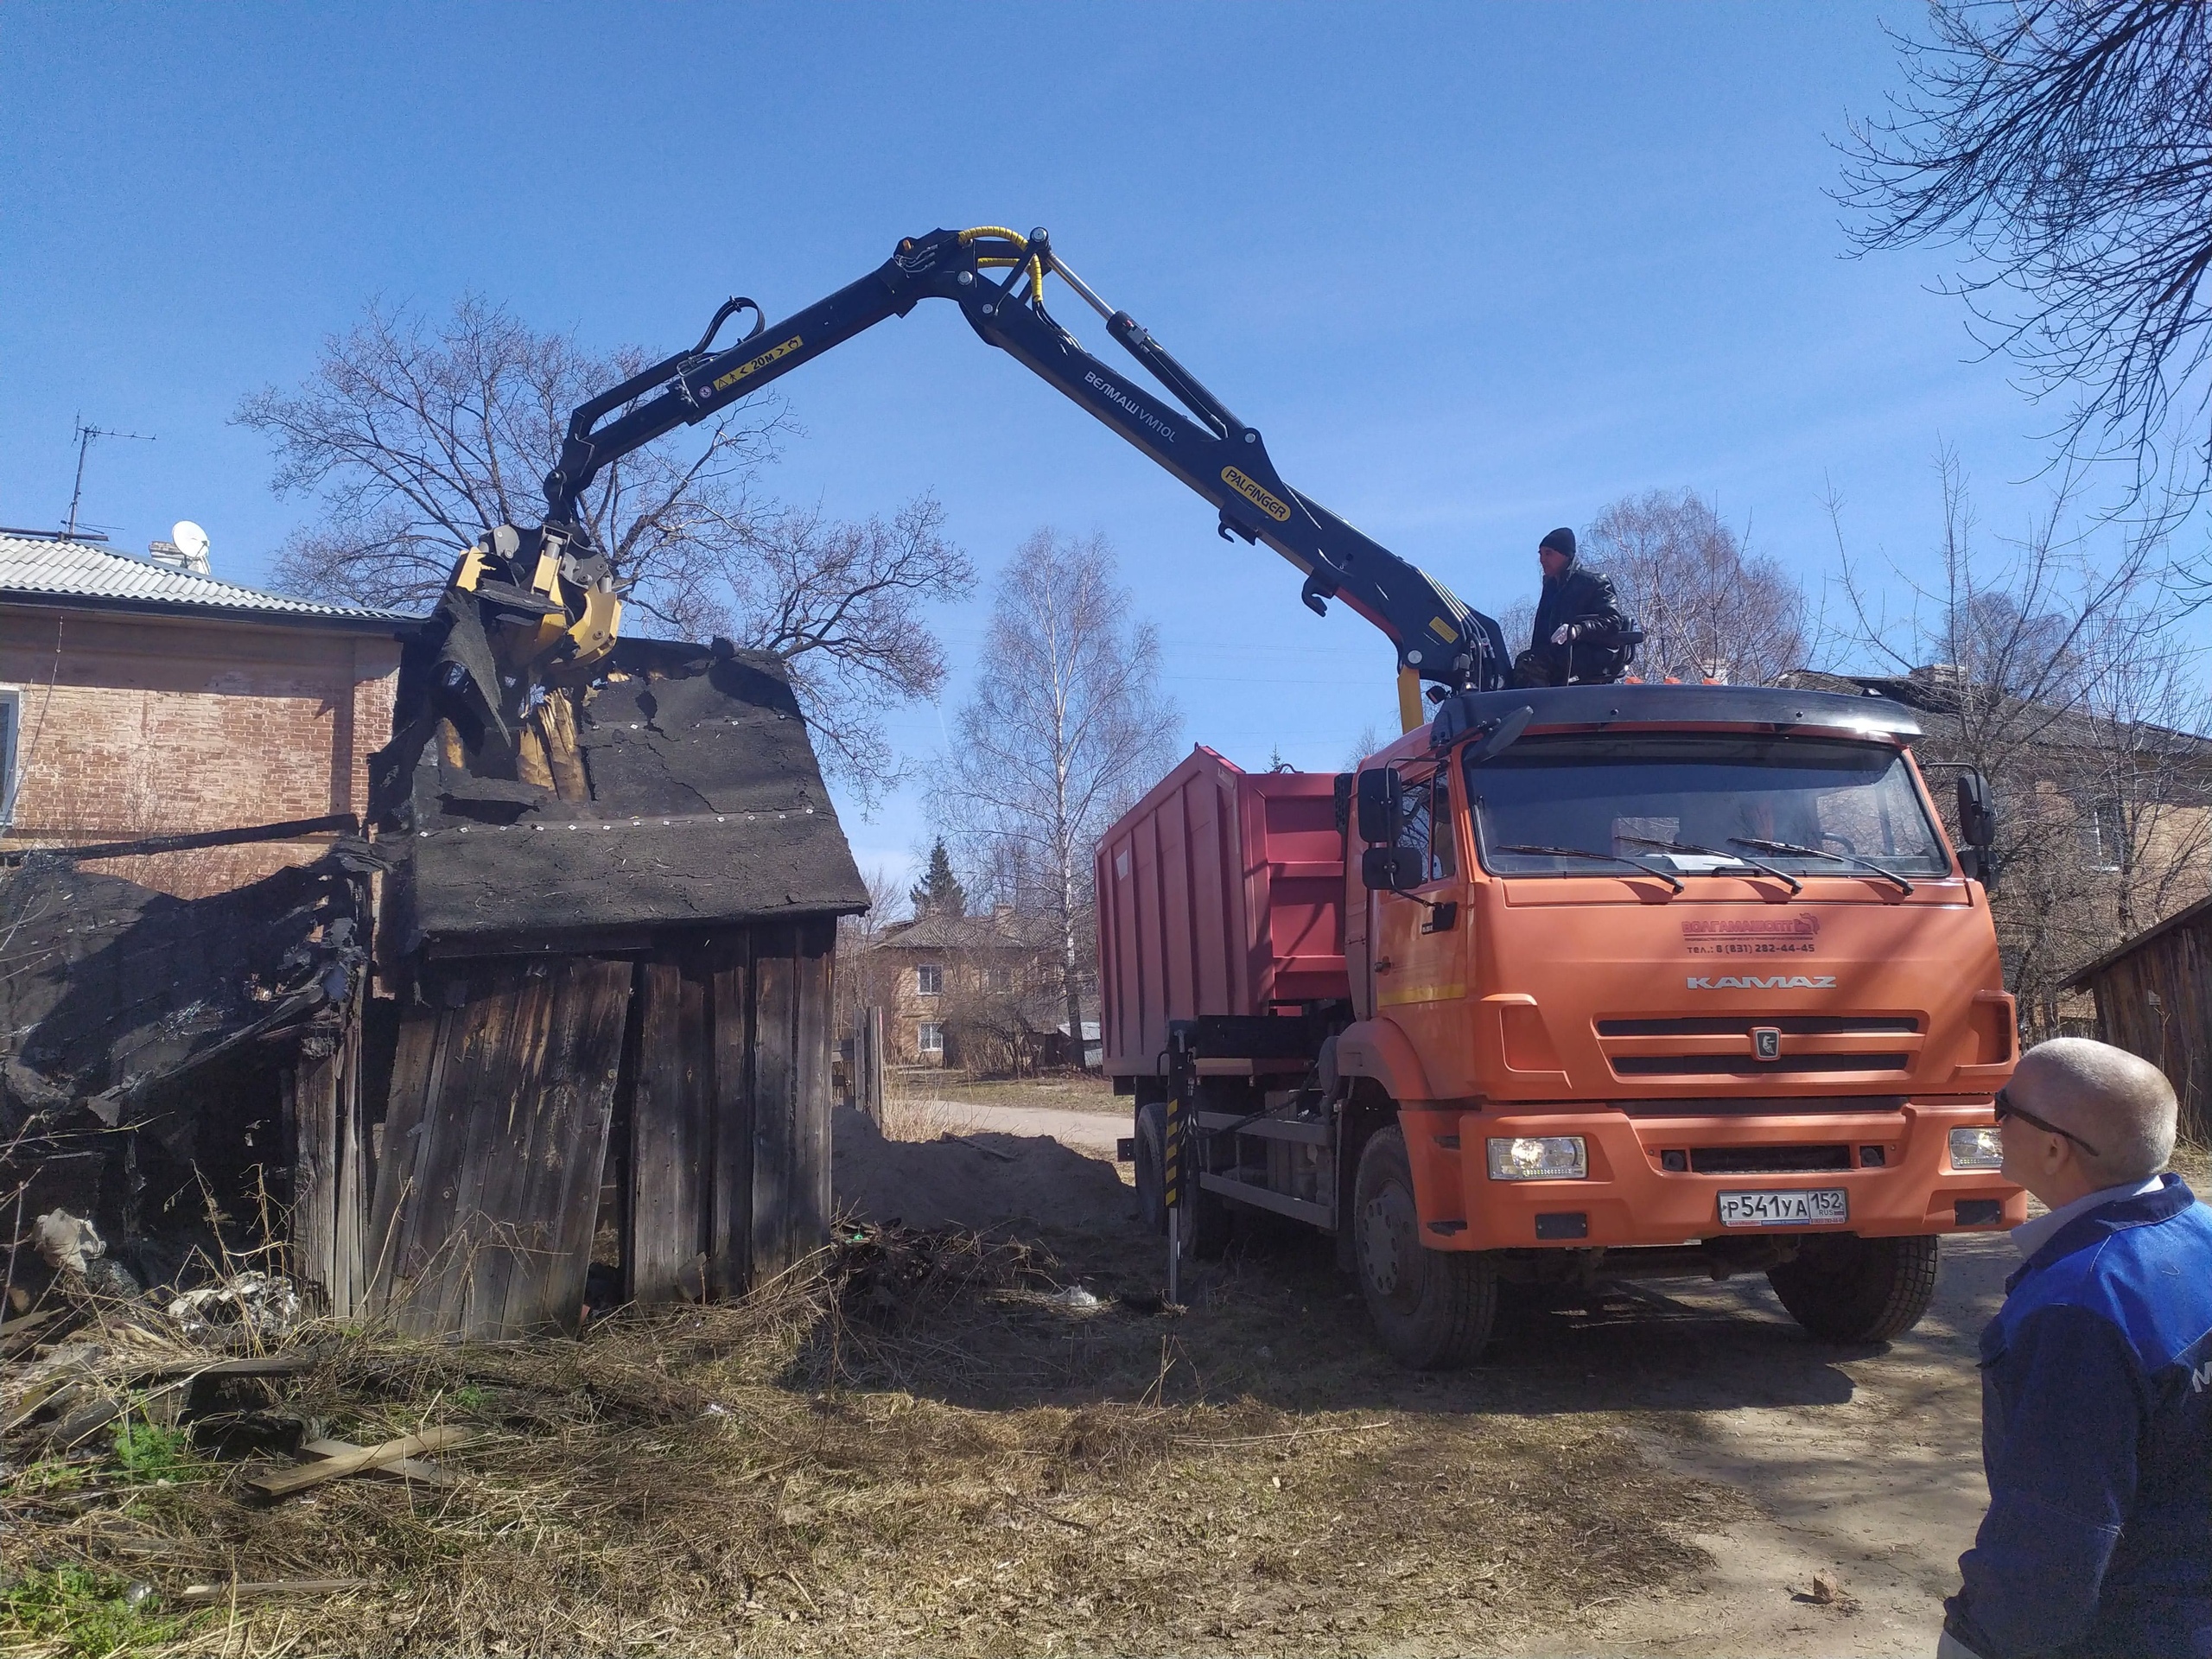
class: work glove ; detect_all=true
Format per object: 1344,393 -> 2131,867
1550,623 -> 1578,645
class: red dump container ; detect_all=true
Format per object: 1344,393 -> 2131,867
1096,747 -> 1348,1077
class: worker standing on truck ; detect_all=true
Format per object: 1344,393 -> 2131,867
1516,526 -> 1625,687
1939,1038 -> 2212,1659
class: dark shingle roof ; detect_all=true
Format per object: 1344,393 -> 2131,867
379,639 -> 868,950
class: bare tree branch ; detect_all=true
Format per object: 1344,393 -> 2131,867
1840,0 -> 2212,517
236,296 -> 969,803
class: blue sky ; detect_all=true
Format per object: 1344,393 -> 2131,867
2,3 -> 2144,886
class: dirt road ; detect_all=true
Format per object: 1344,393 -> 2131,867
894,1094 -> 2014,1658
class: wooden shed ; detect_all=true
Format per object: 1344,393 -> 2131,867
2063,893 -> 2212,1146
330,637 -> 868,1339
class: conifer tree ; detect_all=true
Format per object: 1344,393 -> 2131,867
909,838 -> 967,918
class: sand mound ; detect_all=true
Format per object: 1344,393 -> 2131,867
831,1103 -> 1135,1235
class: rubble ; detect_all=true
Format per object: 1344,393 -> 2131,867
165,1272 -> 302,1344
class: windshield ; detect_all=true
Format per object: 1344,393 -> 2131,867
1465,734 -> 1950,878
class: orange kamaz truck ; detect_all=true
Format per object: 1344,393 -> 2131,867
1099,684 -> 2023,1367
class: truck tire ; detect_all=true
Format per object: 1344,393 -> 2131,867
1134,1101 -> 1166,1234
1768,1233 -> 1939,1344
1353,1125 -> 1497,1370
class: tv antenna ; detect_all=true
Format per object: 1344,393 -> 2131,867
63,417 -> 156,541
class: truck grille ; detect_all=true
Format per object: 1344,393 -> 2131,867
1597,1015 -> 1918,1037
1598,1012 -> 1922,1081
1612,1053 -> 1910,1077
1688,1144 -> 1853,1174
1617,1095 -> 1907,1117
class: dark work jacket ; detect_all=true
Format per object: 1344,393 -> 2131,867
1946,1174 -> 2212,1658
1529,557 -> 1625,677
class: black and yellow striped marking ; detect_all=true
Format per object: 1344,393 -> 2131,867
1163,1096 -> 1183,1210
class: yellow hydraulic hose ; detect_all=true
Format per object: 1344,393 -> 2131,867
959,226 -> 1046,295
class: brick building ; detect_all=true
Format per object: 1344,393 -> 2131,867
1,534 -> 415,896
862,905 -> 1091,1069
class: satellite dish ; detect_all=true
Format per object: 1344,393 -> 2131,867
172,521 -> 210,561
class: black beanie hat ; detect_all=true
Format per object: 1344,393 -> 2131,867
1540,526 -> 1576,559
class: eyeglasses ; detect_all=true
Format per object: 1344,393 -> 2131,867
1994,1088 -> 2103,1159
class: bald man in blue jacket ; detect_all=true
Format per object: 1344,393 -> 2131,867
1940,1037 -> 2212,1658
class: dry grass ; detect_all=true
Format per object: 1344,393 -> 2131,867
0,1224 -> 1753,1657
874,1089 -> 988,1145
892,1072 -> 1122,1117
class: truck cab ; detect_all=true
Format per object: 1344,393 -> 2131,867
1099,683 -> 2023,1369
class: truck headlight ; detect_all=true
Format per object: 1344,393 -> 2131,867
1487,1136 -> 1587,1180
1949,1127 -> 2003,1172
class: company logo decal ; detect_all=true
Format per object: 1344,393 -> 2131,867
1684,912 -> 1821,957
1752,1027 -> 1783,1060
710,335 -> 803,393
1084,370 -> 1178,442
1221,465 -> 1293,523
1687,975 -> 1837,990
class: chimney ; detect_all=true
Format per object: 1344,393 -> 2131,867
993,901 -> 1014,931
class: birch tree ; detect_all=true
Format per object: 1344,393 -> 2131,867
931,531 -> 1181,1059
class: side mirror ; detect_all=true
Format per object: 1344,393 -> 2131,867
1356,768 -> 1402,846
1956,771 -> 1996,848
1956,771 -> 1999,890
1361,845 -> 1422,891
1465,704 -> 1534,766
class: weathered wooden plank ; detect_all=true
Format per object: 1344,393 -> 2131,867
709,944 -> 753,1298
371,960 -> 632,1338
628,958 -> 712,1304
289,1045 -> 339,1309
249,1427 -> 475,1499
751,925 -> 798,1282
792,916 -> 835,1261
365,1002 -> 442,1294
332,1026 -> 366,1319
513,958 -> 632,1333
627,959 -> 683,1302
377,969 -> 525,1333
449,965 -> 563,1338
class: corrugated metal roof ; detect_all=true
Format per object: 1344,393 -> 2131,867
0,535 -> 416,623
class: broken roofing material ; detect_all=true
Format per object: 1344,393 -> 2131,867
0,848 -> 378,1287
372,636 -> 868,953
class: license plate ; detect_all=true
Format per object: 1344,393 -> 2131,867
1718,1188 -> 1848,1228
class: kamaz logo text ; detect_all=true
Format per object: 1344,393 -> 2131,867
1221,465 -> 1293,523
1686,975 -> 1837,990
710,335 -> 803,393
1083,371 -> 1177,442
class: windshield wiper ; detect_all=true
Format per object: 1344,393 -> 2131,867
1730,836 -> 1914,895
1497,843 -> 1685,893
1618,835 -> 1803,895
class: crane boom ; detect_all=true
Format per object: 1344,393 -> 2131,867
429,226 -> 1512,760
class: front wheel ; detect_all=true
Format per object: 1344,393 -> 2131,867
1353,1125 -> 1497,1370
1767,1233 -> 1939,1344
